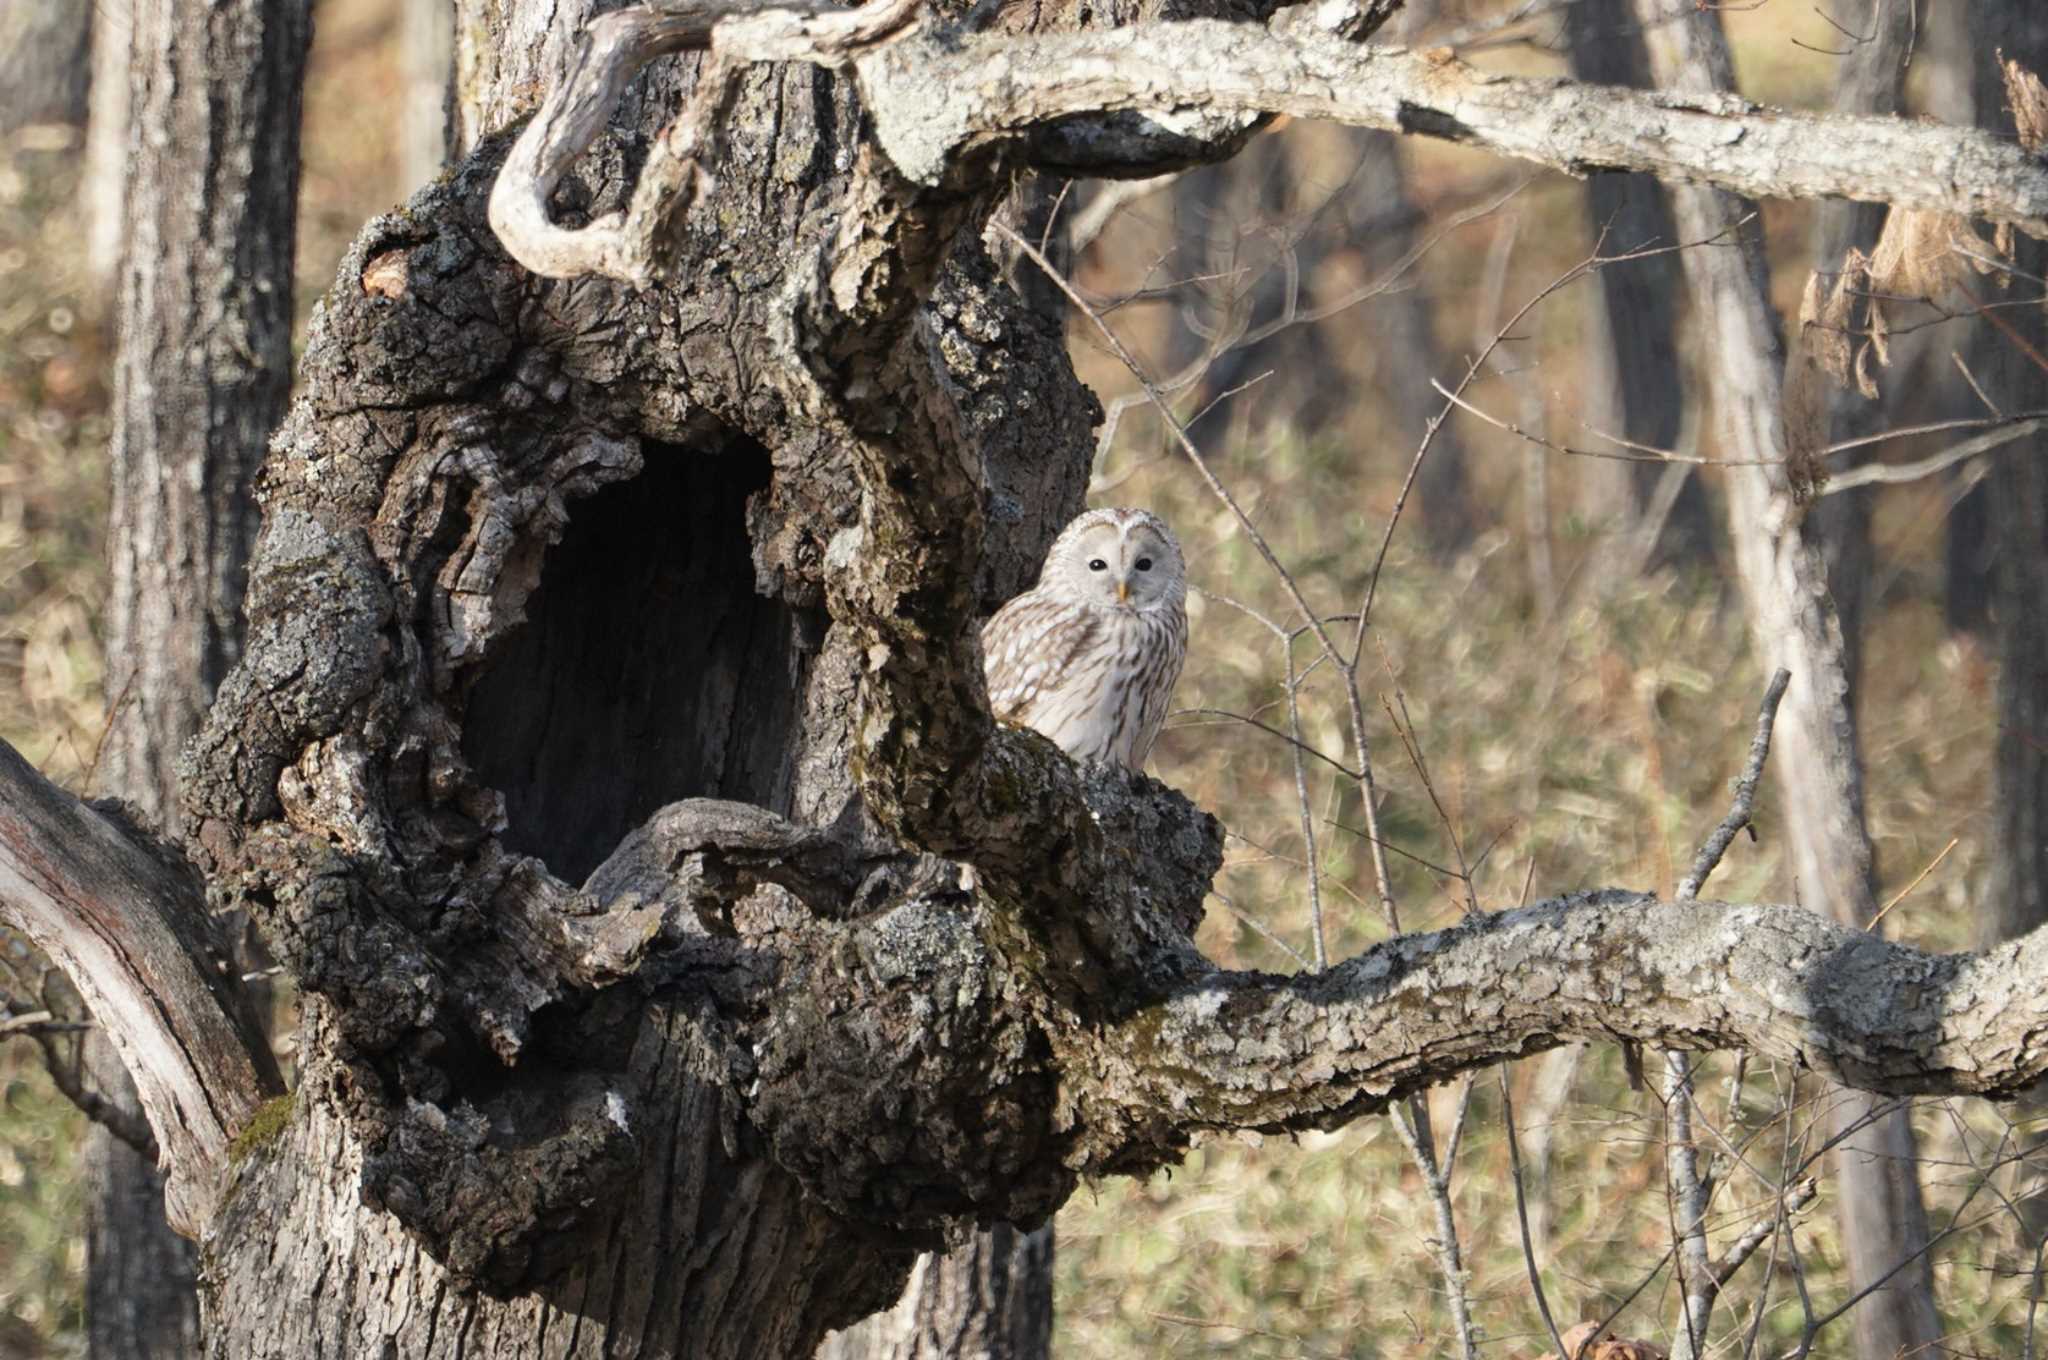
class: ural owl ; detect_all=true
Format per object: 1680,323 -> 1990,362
980,507 -> 1188,769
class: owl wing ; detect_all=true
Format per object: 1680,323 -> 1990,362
979,592 -> 1104,728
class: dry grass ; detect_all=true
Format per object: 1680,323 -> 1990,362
0,0 -> 2031,1355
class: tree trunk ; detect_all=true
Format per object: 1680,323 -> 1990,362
1805,0 -> 1916,686
12,1 -> 2048,1356
1564,0 -> 1708,572
1629,4 -> 1943,1357
1968,5 -> 2048,947
0,0 -> 91,133
400,0 -> 454,195
185,0 -> 1109,1350
816,1226 -> 1053,1360
87,0 -> 311,1355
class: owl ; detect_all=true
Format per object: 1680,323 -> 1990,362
980,507 -> 1189,769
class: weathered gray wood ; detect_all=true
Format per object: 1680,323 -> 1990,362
491,5 -> 2048,288
0,741 -> 282,1234
1629,3 -> 1940,1356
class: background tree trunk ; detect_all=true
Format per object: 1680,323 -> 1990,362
1970,3 -> 2048,948
1564,0 -> 1707,572
0,0 -> 91,134
400,0 -> 454,196
1805,0 -> 1916,687
816,1225 -> 1053,1360
82,0 -> 131,302
1630,3 -> 1943,1357
87,0 -> 312,1355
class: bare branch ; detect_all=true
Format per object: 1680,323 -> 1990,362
497,8 -> 2048,290
1105,891 -> 2048,1150
0,739 -> 282,1234
1677,667 -> 1792,902
852,23 -> 2048,230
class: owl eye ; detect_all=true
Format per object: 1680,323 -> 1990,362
1088,558 -> 1108,571
1135,557 -> 1153,571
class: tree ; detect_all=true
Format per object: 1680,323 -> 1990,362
84,0 -> 311,1354
1628,3 -> 1939,1355
10,0 -> 2048,1355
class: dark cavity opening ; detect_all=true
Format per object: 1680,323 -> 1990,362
463,443 -> 803,883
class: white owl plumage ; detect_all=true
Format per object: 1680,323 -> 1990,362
980,507 -> 1189,769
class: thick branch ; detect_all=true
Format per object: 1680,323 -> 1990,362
499,11 -> 2048,287
852,22 -> 2048,236
1109,890 -> 2048,1145
0,740 -> 282,1235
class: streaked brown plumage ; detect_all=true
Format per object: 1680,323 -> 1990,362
980,507 -> 1188,769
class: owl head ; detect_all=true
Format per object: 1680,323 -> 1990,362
1038,507 -> 1186,612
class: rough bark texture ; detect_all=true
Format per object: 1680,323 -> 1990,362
1971,5 -> 2048,948
0,0 -> 91,132
816,1225 -> 1052,1360
85,0 -> 312,1355
21,1 -> 2048,1356
1630,4 -> 1941,1356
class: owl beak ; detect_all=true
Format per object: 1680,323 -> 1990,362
1116,580 -> 1131,603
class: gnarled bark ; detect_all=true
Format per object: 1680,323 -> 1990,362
21,1 -> 2048,1355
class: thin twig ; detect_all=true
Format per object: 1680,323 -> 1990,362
1284,635 -> 1326,970
1390,1100 -> 1479,1360
1822,418 -> 2048,494
1867,836 -> 1958,932
1666,1053 -> 1716,1360
1677,668 -> 1793,901
1501,1060 -> 1572,1360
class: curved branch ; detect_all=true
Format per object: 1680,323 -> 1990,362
852,23 -> 2048,234
488,0 -> 923,284
0,739 -> 283,1235
1111,891 -> 2048,1145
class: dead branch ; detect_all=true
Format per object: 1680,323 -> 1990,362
1677,668 -> 1793,902
0,739 -> 282,1234
495,6 -> 2048,288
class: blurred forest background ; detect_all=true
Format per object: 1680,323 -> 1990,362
0,0 -> 2041,1355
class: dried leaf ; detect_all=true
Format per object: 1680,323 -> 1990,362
1798,269 -> 1853,388
2004,54 -> 2048,153
1526,1321 -> 1670,1360
1864,209 -> 1994,302
361,249 -> 410,300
